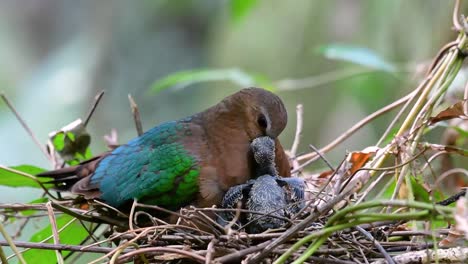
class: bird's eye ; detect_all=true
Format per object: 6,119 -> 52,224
257,114 -> 268,129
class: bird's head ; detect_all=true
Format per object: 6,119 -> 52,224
227,87 -> 288,139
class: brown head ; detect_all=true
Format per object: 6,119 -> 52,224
213,87 -> 288,140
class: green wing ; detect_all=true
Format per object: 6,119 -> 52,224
89,120 -> 200,209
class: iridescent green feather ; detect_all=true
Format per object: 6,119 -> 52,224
90,120 -> 200,209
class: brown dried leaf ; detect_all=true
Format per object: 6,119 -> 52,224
347,146 -> 379,175
428,100 -> 468,125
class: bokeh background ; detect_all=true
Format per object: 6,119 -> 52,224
0,0 -> 463,204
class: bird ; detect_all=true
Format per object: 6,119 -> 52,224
38,88 -> 291,214
218,136 -> 305,233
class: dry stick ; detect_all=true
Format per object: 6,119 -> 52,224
6,216 -> 79,261
290,104 -> 303,176
0,93 -> 51,160
375,79 -> 428,147
83,90 -> 105,127
393,39 -> 464,207
46,202 -> 64,264
435,168 -> 468,187
294,91 -> 415,170
129,199 -> 138,231
205,239 -> 217,264
128,94 -> 143,136
464,78 -> 468,115
116,247 -> 206,264
0,240 -> 125,254
308,144 -> 335,171
371,247 -> 468,264
216,240 -> 271,263
0,222 -> 26,264
453,0 -> 463,32
355,226 -> 395,264
0,245 -> 8,264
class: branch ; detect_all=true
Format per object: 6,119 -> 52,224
0,240 -> 124,254
128,94 -> 143,136
371,247 -> 468,264
1,93 -> 51,161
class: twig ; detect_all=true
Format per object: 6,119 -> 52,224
296,90 -> 416,165
0,240 -> 126,254
370,247 -> 468,264
83,90 -> 105,127
216,240 -> 271,263
128,94 -> 143,136
308,144 -> 334,171
453,0 -> 463,32
205,239 -> 217,264
355,226 -> 394,264
0,222 -> 26,264
116,247 -> 206,263
46,202 -> 64,264
290,104 -> 303,157
464,78 -> 468,115
1,93 -> 51,160
375,78 -> 427,146
0,245 -> 7,264
129,199 -> 138,231
434,168 -> 468,188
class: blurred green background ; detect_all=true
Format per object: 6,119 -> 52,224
0,1 -> 461,202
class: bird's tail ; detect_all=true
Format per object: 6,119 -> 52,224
37,156 -> 102,191
37,166 -> 81,191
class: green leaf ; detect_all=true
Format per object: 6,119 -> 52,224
23,214 -> 92,262
66,131 -> 76,142
52,132 -> 66,151
230,0 -> 258,23
410,176 -> 443,203
49,119 -> 92,165
316,44 -> 396,72
0,165 -> 50,188
150,68 -> 275,93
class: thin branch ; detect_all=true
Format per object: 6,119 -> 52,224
46,202 -> 64,264
216,240 -> 271,263
370,247 -> 468,264
296,90 -> 416,164
355,226 -> 395,264
0,222 -> 26,264
1,93 -> 51,160
128,94 -> 143,136
83,90 -> 105,127
116,247 -> 206,263
453,0 -> 463,32
464,78 -> 468,115
0,240 -> 124,254
290,104 -> 303,157
205,239 -> 217,264
308,144 -> 334,171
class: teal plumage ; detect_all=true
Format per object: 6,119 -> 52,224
38,88 -> 291,213
89,120 -> 199,209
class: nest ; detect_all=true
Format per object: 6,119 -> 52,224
1,2 -> 468,264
